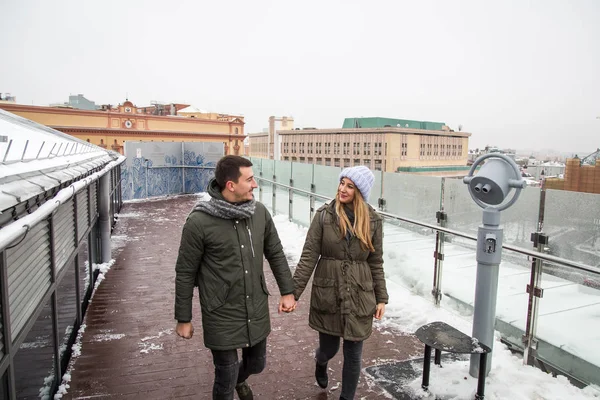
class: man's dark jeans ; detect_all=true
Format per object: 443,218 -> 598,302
316,332 -> 364,400
210,338 -> 267,400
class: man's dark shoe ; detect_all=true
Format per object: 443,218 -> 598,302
315,360 -> 328,389
235,381 -> 254,400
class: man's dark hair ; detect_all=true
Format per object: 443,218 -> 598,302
215,155 -> 253,189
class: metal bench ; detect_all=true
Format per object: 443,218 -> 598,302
415,321 -> 492,400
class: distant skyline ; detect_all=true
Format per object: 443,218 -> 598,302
1,0 -> 599,154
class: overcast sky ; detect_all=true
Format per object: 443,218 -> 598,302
1,0 -> 599,154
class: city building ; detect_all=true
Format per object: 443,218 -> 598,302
0,99 -> 246,156
0,92 -> 16,103
248,116 -> 294,160
545,150 -> 600,194
50,93 -> 98,110
248,117 -> 471,176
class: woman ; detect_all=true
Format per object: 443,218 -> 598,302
293,165 -> 388,400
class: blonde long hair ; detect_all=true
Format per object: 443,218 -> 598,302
335,188 -> 374,252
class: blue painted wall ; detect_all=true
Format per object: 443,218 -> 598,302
121,141 -> 223,200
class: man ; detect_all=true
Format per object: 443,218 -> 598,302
175,155 -> 296,400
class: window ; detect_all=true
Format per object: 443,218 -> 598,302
374,142 -> 382,155
343,142 -> 350,155
334,158 -> 340,167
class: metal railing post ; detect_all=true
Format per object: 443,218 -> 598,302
432,211 -> 447,306
378,170 -> 386,212
259,170 -> 263,203
309,183 -> 316,222
289,178 -> 294,222
523,232 -> 548,366
272,175 -> 277,216
309,164 -> 316,221
523,181 -> 548,366
432,178 -> 446,306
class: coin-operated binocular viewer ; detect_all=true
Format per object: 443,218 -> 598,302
463,154 -> 526,377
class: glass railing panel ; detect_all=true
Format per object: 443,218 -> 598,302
543,189 -> 600,267
258,179 -> 273,214
381,219 -> 438,298
249,157 -> 263,175
313,165 -> 341,198
382,172 -> 442,226
291,162 -> 313,193
291,191 -> 311,227
368,170 -> 383,209
275,160 -> 292,187
500,188 -> 541,247
275,187 -> 289,216
502,259 -> 600,387
262,159 -> 275,181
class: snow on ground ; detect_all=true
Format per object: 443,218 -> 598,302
273,214 -> 600,400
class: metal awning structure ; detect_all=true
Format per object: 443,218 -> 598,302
0,109 -> 119,227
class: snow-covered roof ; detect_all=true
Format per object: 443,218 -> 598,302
0,109 -> 118,214
178,105 -> 209,114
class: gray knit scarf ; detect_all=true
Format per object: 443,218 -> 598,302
192,194 -> 256,220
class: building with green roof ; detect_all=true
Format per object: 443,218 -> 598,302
249,116 -> 472,177
342,117 -> 446,131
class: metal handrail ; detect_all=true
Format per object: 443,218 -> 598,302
256,176 -> 599,277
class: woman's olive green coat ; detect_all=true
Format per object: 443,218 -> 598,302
293,201 -> 388,341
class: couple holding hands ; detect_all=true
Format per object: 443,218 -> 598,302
175,156 -> 387,400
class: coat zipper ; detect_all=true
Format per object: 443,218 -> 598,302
247,225 -> 256,257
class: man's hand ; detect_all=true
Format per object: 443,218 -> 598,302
278,294 -> 296,313
374,303 -> 385,320
176,322 -> 194,339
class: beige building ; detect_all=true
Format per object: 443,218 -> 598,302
249,116 -> 294,159
249,117 -> 471,176
0,100 -> 245,155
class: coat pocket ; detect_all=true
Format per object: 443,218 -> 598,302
310,277 -> 338,314
205,281 -> 230,312
355,280 -> 377,317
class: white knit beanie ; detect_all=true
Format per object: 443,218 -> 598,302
339,166 -> 375,201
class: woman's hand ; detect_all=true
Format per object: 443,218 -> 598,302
374,303 -> 385,320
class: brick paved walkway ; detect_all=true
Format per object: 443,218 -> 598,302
63,194 -> 420,399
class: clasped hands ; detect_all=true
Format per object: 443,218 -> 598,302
278,293 -> 296,313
